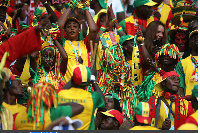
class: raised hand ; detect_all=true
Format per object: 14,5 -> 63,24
35,14 -> 51,32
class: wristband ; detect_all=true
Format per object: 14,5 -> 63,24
100,25 -> 106,32
112,18 -> 117,23
116,26 -> 123,32
82,7 -> 89,11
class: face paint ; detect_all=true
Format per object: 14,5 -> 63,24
175,32 -> 188,52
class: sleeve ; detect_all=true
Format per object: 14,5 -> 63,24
91,92 -> 105,109
175,61 -> 186,93
50,105 -> 73,121
0,27 -> 42,68
6,7 -> 15,16
119,20 -> 127,34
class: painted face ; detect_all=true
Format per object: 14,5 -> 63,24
155,25 -> 164,41
189,33 -> 198,50
10,80 -> 24,98
163,76 -> 180,94
100,116 -> 116,130
105,98 -> 115,111
41,49 -> 56,69
0,6 -> 6,23
65,20 -> 80,41
175,32 -> 188,52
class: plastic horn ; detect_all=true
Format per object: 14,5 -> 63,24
0,52 -> 9,71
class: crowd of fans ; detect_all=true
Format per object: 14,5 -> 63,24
0,0 -> 198,130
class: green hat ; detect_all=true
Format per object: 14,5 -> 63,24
105,93 -> 120,100
135,102 -> 151,124
192,84 -> 198,101
98,0 -> 107,9
119,35 -> 135,46
134,0 -> 157,8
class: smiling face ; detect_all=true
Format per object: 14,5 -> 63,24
154,25 -> 164,41
41,49 -> 56,70
65,20 -> 80,41
175,31 -> 188,52
162,76 -> 180,94
10,80 -> 24,98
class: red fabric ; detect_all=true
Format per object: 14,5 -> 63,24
13,113 -> 18,130
107,110 -> 123,125
83,36 -> 91,67
54,10 -> 62,19
185,113 -> 198,126
10,65 -> 22,77
73,67 -> 82,85
162,71 -> 180,80
6,7 -> 15,16
0,27 -> 42,68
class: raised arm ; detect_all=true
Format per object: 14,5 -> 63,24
40,0 -> 58,23
53,38 -> 68,75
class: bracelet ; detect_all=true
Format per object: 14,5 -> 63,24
116,26 -> 123,32
113,19 -> 118,23
112,18 -> 117,23
82,7 -> 89,11
100,25 -> 106,32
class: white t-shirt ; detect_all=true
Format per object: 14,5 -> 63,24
107,0 -> 125,17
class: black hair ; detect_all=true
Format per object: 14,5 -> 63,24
105,94 -> 123,113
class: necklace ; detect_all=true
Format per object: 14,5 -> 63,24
69,41 -> 83,64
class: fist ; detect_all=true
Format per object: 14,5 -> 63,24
162,118 -> 171,130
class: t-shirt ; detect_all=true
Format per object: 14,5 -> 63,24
176,55 -> 198,95
58,87 -> 105,130
2,102 -> 26,115
14,105 -> 72,130
129,126 -> 160,130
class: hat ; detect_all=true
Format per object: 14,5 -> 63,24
168,22 -> 189,37
119,35 -> 135,46
134,0 -> 157,8
135,102 -> 152,124
98,0 -> 107,9
155,43 -> 181,66
192,84 -> 198,101
72,64 -> 91,86
105,93 -> 120,100
155,71 -> 180,91
66,17 -> 80,26
101,109 -> 123,125
189,30 -> 198,38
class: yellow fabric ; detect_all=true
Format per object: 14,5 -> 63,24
130,46 -> 143,86
20,56 -> 31,85
14,108 -> 51,130
158,2 -> 172,25
58,88 -> 93,130
96,34 -> 120,70
178,123 -> 198,130
156,98 -> 190,129
2,103 -> 26,115
181,55 -> 198,95
190,110 -> 198,123
142,103 -> 150,117
1,107 -> 13,130
130,126 -> 160,130
63,40 -> 89,83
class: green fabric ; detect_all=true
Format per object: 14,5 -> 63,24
50,105 -> 73,121
192,84 -> 198,98
98,0 -> 107,9
119,20 -> 127,35
105,93 -> 120,100
134,0 -> 156,7
119,35 -> 134,46
135,102 -> 143,116
175,61 -> 186,93
88,92 -> 105,130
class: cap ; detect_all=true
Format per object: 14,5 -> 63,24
101,109 -> 123,125
134,0 -> 157,8
105,93 -> 120,101
119,35 -> 135,46
135,102 -> 152,124
98,0 -> 107,9
155,71 -> 180,91
66,17 -> 80,26
189,30 -> 198,38
72,64 -> 91,86
192,84 -> 198,101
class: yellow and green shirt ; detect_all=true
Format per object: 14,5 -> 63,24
176,55 -> 198,95
2,102 -> 26,115
62,38 -> 90,83
14,105 -> 72,130
58,87 -> 105,130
